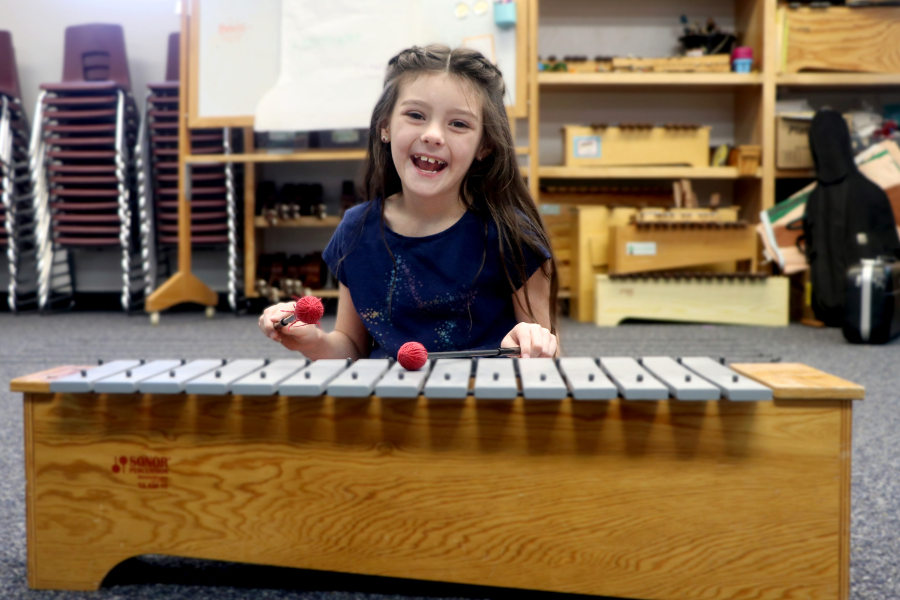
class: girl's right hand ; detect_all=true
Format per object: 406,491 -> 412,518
258,302 -> 321,352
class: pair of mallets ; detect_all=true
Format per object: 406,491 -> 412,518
273,297 -> 520,371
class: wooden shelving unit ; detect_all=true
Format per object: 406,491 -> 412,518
777,73 -> 900,87
530,0 -> 772,216
185,149 -> 367,164
538,72 -> 764,87
539,166 -> 759,180
775,168 -> 815,179
253,216 -> 342,229
531,1 -> 900,218
772,11 -> 900,180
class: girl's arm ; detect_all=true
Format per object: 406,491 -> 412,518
502,259 -> 559,358
259,283 -> 371,360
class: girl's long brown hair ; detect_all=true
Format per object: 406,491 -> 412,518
358,44 -> 559,336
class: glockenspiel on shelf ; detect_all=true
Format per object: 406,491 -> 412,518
12,356 -> 863,599
595,272 -> 790,327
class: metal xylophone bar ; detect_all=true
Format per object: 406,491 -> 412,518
49,356 -> 773,401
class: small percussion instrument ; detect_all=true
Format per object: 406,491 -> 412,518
11,357 -> 864,598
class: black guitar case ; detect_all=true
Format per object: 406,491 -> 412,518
802,110 -> 900,326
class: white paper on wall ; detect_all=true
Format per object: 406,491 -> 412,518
255,0 -> 417,132
254,0 -> 517,132
198,0 -> 282,119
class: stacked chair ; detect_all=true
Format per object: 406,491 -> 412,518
31,24 -> 144,312
0,31 -> 39,311
142,33 -> 245,313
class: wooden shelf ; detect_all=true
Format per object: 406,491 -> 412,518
254,216 -> 342,228
185,148 -> 367,164
539,72 -> 763,88
538,166 -> 759,180
185,147 -> 529,165
777,73 -> 900,87
776,169 -> 816,179
307,289 -> 340,299
250,288 -> 340,301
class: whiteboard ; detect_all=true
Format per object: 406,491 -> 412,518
197,0 -> 282,121
193,0 -> 519,129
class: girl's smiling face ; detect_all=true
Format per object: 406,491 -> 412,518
381,71 -> 487,206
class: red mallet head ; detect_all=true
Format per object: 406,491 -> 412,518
293,295 -> 324,325
397,341 -> 428,371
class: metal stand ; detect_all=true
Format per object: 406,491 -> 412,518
223,126 -> 244,314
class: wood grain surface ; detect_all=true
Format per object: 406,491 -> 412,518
608,224 -> 758,274
22,381 -> 850,598
784,7 -> 900,74
594,274 -> 789,327
10,366 -> 94,393
731,362 -> 865,400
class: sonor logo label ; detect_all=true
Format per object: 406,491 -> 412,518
111,456 -> 127,473
111,455 -> 170,489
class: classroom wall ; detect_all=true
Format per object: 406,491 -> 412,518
2,1 -> 184,294
0,0 -> 180,122
0,0 -> 751,294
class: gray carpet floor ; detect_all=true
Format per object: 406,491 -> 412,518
0,311 -> 897,600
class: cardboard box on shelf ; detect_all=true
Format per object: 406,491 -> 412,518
776,113 -> 814,169
776,112 -> 854,170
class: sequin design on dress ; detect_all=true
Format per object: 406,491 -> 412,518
358,255 -> 478,352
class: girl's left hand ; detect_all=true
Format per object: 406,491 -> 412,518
501,322 -> 558,358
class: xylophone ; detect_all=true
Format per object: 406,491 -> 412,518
596,273 -> 790,327
12,357 -> 864,598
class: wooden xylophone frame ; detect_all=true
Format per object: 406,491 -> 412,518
12,361 -> 863,599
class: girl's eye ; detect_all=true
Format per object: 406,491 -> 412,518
407,111 -> 425,120
450,120 -> 469,129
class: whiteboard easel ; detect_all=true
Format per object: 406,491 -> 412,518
188,0 -> 528,128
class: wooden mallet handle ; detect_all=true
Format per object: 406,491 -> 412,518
428,347 -> 521,359
274,314 -> 295,331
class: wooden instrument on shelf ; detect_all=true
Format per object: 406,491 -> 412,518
12,358 -> 863,599
609,220 -> 758,274
562,124 -> 711,169
595,272 -> 790,327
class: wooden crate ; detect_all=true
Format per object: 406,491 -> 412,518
728,145 -> 762,176
783,6 -> 900,74
563,125 -> 711,168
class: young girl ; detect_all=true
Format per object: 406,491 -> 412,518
259,45 -> 558,360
